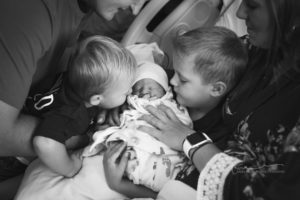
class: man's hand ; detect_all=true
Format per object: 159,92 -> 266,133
138,104 -> 195,151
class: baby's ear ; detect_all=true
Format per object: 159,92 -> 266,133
89,94 -> 103,106
210,81 -> 227,97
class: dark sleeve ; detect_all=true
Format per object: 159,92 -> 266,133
0,1 -> 52,109
197,118 -> 300,200
194,103 -> 232,150
34,105 -> 92,144
223,152 -> 300,200
34,113 -> 72,144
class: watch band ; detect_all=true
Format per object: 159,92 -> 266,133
182,132 -> 212,159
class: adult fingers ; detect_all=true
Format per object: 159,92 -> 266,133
138,125 -> 162,140
94,124 -> 110,132
118,151 -> 129,170
158,104 -> 181,122
107,108 -> 121,126
97,109 -> 107,124
131,0 -> 148,15
139,114 -> 165,130
106,142 -> 127,160
144,105 -> 168,122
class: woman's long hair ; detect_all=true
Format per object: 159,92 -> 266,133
228,0 -> 300,109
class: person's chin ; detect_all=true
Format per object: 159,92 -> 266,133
175,96 -> 185,106
248,31 -> 270,49
101,11 -> 116,21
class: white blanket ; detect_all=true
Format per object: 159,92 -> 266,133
15,156 -> 197,200
15,155 -> 126,200
85,90 -> 192,192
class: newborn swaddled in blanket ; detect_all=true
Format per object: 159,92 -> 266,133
87,80 -> 192,192
86,43 -> 193,192
15,43 -> 192,200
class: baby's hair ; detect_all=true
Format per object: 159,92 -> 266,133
67,35 -> 137,101
172,26 -> 248,90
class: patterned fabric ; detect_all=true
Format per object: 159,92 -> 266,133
197,153 -> 241,200
194,38 -> 300,200
196,117 -> 300,200
284,118 -> 300,152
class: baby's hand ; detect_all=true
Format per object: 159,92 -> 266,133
103,141 -> 130,190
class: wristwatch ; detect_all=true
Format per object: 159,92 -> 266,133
182,132 -> 212,159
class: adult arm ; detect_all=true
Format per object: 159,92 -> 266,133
0,100 -> 39,156
140,104 -> 300,200
139,103 -> 222,169
33,136 -> 82,177
0,1 -> 55,156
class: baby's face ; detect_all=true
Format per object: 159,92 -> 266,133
132,78 -> 165,100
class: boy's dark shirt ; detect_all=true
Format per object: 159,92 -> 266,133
34,83 -> 98,144
176,101 -> 230,189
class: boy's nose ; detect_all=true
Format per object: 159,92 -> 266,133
170,74 -> 178,87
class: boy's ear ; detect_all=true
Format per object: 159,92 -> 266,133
210,81 -> 227,97
89,94 -> 103,106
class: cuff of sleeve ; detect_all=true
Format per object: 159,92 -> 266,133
197,152 -> 242,200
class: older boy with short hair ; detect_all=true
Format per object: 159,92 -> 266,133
139,26 -> 248,188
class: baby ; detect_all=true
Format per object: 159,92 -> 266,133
86,56 -> 193,192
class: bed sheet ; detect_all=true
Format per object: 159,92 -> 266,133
15,155 -> 196,200
15,155 -> 126,200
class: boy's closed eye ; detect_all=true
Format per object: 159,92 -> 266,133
179,78 -> 188,83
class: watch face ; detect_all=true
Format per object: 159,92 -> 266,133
187,133 -> 207,146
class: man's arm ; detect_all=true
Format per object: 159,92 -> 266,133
0,100 -> 39,156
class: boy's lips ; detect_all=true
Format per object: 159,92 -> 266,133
246,23 -> 255,35
247,27 -> 256,37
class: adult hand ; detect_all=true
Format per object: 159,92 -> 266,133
103,141 -> 129,190
138,104 -> 195,151
131,0 -> 150,15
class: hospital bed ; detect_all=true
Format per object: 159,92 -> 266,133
122,0 -> 246,69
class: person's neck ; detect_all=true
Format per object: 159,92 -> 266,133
77,0 -> 90,13
188,97 -> 221,121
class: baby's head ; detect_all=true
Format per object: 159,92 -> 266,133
67,35 -> 137,108
171,26 -> 247,108
126,43 -> 169,100
132,61 -> 169,100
